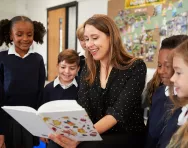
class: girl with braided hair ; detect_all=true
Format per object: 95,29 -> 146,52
0,16 -> 46,148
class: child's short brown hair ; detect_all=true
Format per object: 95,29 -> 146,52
58,49 -> 80,66
76,24 -> 84,41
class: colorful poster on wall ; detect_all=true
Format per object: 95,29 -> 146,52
115,0 -> 188,66
166,11 -> 188,36
159,11 -> 188,37
125,0 -> 166,9
124,29 -> 157,62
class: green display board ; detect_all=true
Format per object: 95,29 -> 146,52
113,0 -> 186,68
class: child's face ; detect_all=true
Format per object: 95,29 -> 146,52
79,39 -> 86,50
57,60 -> 80,85
157,49 -> 174,86
10,21 -> 34,55
171,56 -> 188,98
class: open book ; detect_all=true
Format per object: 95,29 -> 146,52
2,100 -> 102,141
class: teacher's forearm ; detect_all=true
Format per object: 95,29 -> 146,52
94,115 -> 117,134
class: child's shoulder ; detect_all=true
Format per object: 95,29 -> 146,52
32,52 -> 44,60
44,81 -> 54,89
0,50 -> 8,56
0,50 -> 8,61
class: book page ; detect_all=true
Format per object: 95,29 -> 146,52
38,100 -> 83,113
2,106 -> 52,138
39,109 -> 102,141
2,101 -> 102,141
2,106 -> 37,113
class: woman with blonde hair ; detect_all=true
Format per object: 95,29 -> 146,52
48,14 -> 147,148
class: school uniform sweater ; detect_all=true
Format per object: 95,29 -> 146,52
157,108 -> 181,148
0,50 -> 45,134
42,77 -> 79,104
145,85 -> 173,148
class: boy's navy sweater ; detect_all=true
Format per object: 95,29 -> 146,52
0,50 -> 45,134
43,78 -> 79,104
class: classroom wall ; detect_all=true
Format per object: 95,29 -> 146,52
0,0 -> 27,50
0,0 -> 27,20
0,0 -> 155,81
77,0 -> 108,53
26,0 -> 108,66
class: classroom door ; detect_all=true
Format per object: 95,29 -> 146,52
47,8 -> 66,81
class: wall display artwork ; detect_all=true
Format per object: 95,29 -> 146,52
166,11 -> 188,36
111,0 -> 188,68
124,29 -> 157,62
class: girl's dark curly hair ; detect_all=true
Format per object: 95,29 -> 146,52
0,16 -> 46,47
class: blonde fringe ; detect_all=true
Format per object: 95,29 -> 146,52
167,122 -> 188,148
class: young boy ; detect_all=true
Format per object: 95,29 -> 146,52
42,49 -> 80,147
43,49 -> 80,103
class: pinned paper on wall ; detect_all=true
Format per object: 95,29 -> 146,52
111,0 -> 188,67
125,0 -> 166,9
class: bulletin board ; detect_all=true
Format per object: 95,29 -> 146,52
108,0 -> 187,68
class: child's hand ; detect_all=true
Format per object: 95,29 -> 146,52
49,134 -> 80,148
0,135 -> 5,148
40,137 -> 49,143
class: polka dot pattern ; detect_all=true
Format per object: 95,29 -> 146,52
77,59 -> 147,133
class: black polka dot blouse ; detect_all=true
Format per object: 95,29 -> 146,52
77,59 -> 147,133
